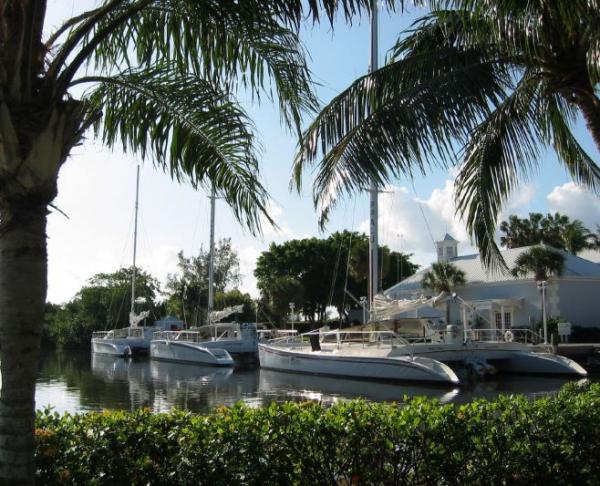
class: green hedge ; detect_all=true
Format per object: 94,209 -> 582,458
36,382 -> 600,485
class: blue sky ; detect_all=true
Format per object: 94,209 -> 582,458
45,2 -> 600,303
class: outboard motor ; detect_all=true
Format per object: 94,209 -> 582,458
240,322 -> 258,344
445,324 -> 462,345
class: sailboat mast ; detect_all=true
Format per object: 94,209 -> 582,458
207,186 -> 216,326
368,0 -> 379,316
131,165 -> 140,318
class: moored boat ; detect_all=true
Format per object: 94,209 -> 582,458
259,329 -> 459,385
150,331 -> 234,366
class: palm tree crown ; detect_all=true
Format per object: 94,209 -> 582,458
294,0 -> 600,269
510,246 -> 566,282
500,212 -> 596,254
421,262 -> 466,294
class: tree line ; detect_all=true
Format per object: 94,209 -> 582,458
44,232 -> 418,347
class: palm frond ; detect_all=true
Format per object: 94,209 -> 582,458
542,95 -> 600,192
58,1 -> 320,135
454,74 -> 546,272
83,63 -> 270,233
294,42 -> 508,225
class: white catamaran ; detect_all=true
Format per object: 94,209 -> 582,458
149,190 -> 256,366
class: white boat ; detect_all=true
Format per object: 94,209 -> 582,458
259,329 -> 459,385
91,330 -> 133,357
370,297 -> 587,377
150,331 -> 234,366
150,322 -> 257,363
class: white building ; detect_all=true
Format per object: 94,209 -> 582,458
384,234 -> 600,330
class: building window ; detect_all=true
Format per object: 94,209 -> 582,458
495,312 -> 502,328
504,312 -> 512,329
446,247 -> 454,258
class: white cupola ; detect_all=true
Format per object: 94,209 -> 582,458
436,234 -> 458,262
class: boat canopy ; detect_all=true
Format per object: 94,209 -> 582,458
372,292 -> 445,321
209,305 -> 244,322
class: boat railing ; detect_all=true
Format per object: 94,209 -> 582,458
268,329 -> 415,356
465,328 -> 543,344
153,331 -> 207,343
92,331 -> 113,340
128,328 -> 144,338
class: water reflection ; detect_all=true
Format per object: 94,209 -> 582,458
258,369 -> 461,405
35,348 -> 591,414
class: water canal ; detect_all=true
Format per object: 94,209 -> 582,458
36,348 -> 593,414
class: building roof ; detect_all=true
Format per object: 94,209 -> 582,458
385,245 -> 600,297
441,233 -> 457,242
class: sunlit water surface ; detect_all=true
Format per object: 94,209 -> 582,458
36,348 -> 593,414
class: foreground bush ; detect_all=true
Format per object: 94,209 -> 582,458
36,382 -> 600,485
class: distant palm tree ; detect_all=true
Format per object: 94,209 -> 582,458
511,246 -> 565,330
0,1 -> 375,482
421,262 -> 466,325
500,212 -> 595,254
510,246 -> 566,282
294,0 -> 600,271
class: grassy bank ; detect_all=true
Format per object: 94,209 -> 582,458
36,382 -> 600,485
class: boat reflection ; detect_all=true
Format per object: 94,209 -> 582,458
149,360 -> 257,412
258,369 -> 461,405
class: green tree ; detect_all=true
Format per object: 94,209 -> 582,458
511,245 -> 566,323
255,232 -> 418,327
164,238 -> 241,325
421,262 -> 466,325
261,276 -> 306,325
294,0 -> 600,273
500,212 -> 596,253
510,246 -> 566,282
214,289 -> 255,323
45,268 -> 160,349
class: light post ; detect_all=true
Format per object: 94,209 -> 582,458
537,280 -> 548,344
289,302 -> 295,331
360,296 -> 367,325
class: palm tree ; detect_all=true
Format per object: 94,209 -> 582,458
500,212 -> 595,253
510,246 -> 566,282
421,262 -> 466,325
294,0 -> 600,270
510,246 -> 565,336
0,1 -> 376,482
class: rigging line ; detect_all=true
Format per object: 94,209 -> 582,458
327,203 -> 349,309
341,198 -> 357,326
105,208 -> 135,330
411,181 -> 437,247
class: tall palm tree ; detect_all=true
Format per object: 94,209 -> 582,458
421,262 -> 466,325
0,1 -> 378,482
294,0 -> 600,269
510,246 -> 565,327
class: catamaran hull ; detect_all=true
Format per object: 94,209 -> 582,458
497,351 -> 587,376
393,343 -> 587,377
258,344 -> 459,384
150,340 -> 234,366
91,339 -> 131,357
199,339 -> 257,355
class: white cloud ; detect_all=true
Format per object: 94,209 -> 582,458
261,199 -> 298,240
547,182 -> 600,229
236,245 -> 263,297
358,180 -> 476,269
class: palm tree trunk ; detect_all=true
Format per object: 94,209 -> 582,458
0,203 -> 47,485
575,92 -> 600,152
